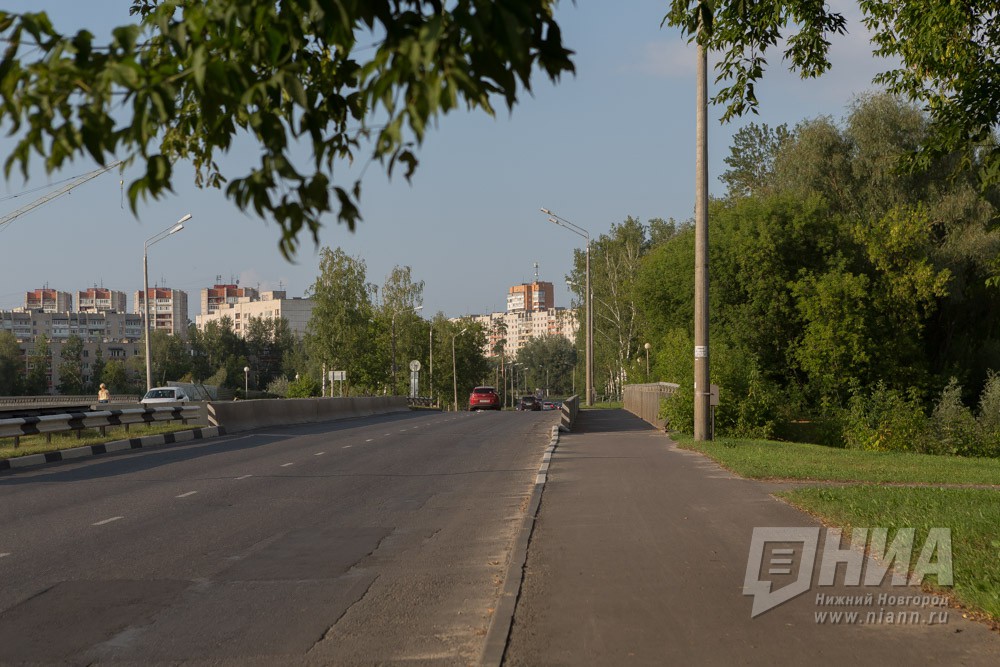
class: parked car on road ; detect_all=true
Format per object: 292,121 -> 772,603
141,387 -> 191,404
518,395 -> 541,411
468,386 -> 501,411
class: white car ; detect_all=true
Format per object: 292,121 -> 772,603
141,387 -> 191,404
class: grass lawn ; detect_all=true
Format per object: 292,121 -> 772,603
1,422 -> 201,460
781,486 -> 1000,622
674,433 -> 1000,485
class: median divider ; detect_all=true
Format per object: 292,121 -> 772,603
206,396 -> 410,433
0,405 -> 201,448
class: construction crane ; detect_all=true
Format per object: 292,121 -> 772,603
0,160 -> 123,233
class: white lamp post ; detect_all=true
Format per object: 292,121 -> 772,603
143,213 -> 191,392
541,208 -> 592,406
243,365 -> 250,394
644,342 -> 651,381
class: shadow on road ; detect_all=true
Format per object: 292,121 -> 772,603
572,409 -> 657,434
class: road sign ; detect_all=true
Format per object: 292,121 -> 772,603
329,370 -> 346,382
409,360 -> 421,372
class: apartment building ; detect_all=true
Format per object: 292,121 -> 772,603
201,283 -> 260,317
24,288 -> 72,313
77,288 -> 127,313
195,290 -> 314,338
466,279 -> 578,359
134,288 -> 189,338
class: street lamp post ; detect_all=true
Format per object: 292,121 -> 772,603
143,213 -> 191,392
541,208 -> 592,406
694,33 -> 711,440
243,365 -> 250,394
644,342 -> 651,381
452,327 -> 468,411
429,327 -> 434,402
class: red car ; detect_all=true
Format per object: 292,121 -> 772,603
468,386 -> 501,411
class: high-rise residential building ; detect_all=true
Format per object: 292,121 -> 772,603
134,287 -> 189,338
505,280 -> 554,313
77,288 -> 127,313
200,283 -> 260,317
24,288 -> 72,313
195,290 -> 314,338
465,278 -> 577,359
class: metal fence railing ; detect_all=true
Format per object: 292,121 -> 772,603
622,383 -> 680,430
0,395 -> 142,406
0,405 -> 201,449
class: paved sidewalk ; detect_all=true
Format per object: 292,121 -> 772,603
503,410 -> 1000,666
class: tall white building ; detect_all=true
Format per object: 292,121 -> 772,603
195,290 -> 314,338
134,287 -> 189,338
464,279 -> 578,358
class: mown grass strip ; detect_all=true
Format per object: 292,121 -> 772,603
780,485 -> 1000,622
675,433 -> 1000,485
1,423 -> 198,459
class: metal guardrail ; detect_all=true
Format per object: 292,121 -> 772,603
623,383 -> 680,429
0,395 -> 142,406
0,406 -> 200,448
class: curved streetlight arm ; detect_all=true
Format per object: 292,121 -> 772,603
542,208 -> 590,240
143,213 -> 193,392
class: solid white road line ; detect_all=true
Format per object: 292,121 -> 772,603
92,516 -> 124,526
235,474 -> 253,480
281,462 -> 294,467
176,491 -> 198,498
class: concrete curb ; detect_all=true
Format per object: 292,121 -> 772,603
0,426 -> 227,472
480,424 -> 562,666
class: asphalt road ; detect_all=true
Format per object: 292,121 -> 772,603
0,409 -> 559,665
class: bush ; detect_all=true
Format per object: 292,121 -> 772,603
928,378 -> 980,456
976,371 -> 1000,457
287,376 -> 320,398
660,383 -> 693,433
840,382 -> 928,452
267,377 -> 290,398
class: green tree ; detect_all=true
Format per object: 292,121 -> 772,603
149,329 -> 191,386
56,335 -> 85,395
305,247 -> 376,393
25,335 -> 50,394
721,123 -> 790,199
663,2 -> 1000,191
569,217 -> 655,399
516,335 -> 577,396
378,265 -> 426,395
101,360 -> 129,393
0,1 -> 573,256
0,331 -> 24,395
89,345 -> 106,391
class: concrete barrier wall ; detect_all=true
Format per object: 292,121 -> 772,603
558,395 -> 579,432
623,383 -> 680,430
207,396 -> 409,433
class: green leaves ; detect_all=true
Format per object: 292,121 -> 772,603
0,0 -> 574,255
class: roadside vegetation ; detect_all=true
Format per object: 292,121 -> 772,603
0,422 -> 198,460
781,486 -> 1000,622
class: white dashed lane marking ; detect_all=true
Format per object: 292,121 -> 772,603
281,463 -> 294,467
92,516 -> 124,526
235,474 -> 252,480
342,445 -> 353,449
365,439 -> 373,442
176,491 -> 198,498
0,553 -> 10,558
314,452 -> 325,456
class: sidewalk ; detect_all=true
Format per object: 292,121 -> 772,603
503,410 -> 1000,666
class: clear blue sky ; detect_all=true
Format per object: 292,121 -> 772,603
0,1 -> 889,319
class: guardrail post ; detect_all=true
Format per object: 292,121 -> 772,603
12,435 -> 18,448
